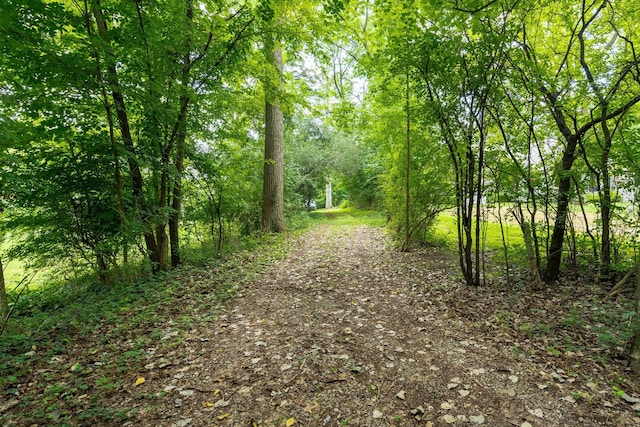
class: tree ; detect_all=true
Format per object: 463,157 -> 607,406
1,0 -> 256,277
262,38 -> 286,232
513,1 -> 640,282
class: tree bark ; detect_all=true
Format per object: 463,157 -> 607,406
544,161 -> 576,282
261,44 -> 285,233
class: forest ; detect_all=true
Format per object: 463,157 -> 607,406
2,0 -> 640,425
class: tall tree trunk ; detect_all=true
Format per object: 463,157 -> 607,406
261,44 -> 285,232
0,257 -> 7,319
169,0 -> 193,268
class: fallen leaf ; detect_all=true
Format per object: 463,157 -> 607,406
621,393 -> 640,404
213,399 -> 230,408
469,415 -> 485,424
396,390 -> 406,400
458,390 -> 470,397
443,414 -> 456,423
217,413 -> 229,420
134,377 -> 145,386
528,408 -> 543,418
411,406 -> 425,415
0,399 -> 19,413
203,402 -> 214,407
285,417 -> 295,426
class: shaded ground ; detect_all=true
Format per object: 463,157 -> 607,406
3,218 -> 640,426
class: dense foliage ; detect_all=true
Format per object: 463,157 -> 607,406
2,0 -> 640,370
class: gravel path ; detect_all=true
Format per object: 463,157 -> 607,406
130,223 -> 640,427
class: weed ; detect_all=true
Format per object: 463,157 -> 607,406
546,346 -> 562,357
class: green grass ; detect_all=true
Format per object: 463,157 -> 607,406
1,238 -> 33,290
308,207 -> 386,227
432,213 -> 524,250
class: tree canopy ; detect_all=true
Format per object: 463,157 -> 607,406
1,0 -> 640,305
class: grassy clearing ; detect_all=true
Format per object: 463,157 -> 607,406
431,213 -> 525,251
308,207 -> 386,227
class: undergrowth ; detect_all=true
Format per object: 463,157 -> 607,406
0,209 -> 384,425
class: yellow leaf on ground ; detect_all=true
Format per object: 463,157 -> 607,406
285,417 -> 295,427
213,389 -> 220,395
204,401 -> 214,407
134,377 -> 145,386
217,413 -> 229,420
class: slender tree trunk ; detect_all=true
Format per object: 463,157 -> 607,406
515,203 -> 543,290
574,178 -> 599,260
0,257 -> 7,319
544,135 -> 578,282
92,1 -> 159,270
169,0 -> 195,268
261,44 -> 285,232
599,113 -> 613,280
169,98 -> 190,268
494,176 -> 511,286
464,141 -> 476,286
169,137 -> 184,267
474,120 -> 485,287
216,191 -> 224,250
96,252 -> 110,285
402,68 -> 411,252
83,0 -> 127,266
